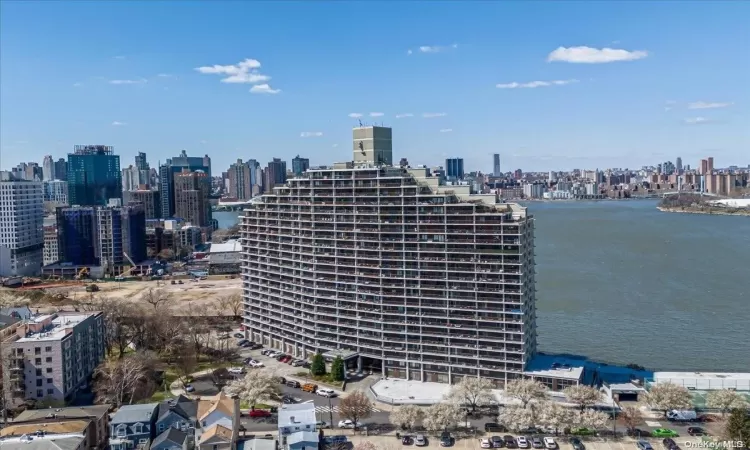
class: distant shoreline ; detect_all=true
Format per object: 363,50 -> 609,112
657,206 -> 750,217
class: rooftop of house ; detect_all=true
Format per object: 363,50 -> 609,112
199,424 -> 233,444
110,403 -> 158,424
238,438 -> 277,450
0,434 -> 85,450
14,405 -> 110,423
197,393 -> 235,421
277,403 -> 316,426
0,421 -> 89,438
209,240 -> 241,253
152,427 -> 188,448
157,395 -> 197,422
286,431 -> 319,446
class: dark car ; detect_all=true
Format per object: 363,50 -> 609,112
440,432 -> 453,447
532,438 -> 544,449
402,436 -> 414,445
286,380 -> 301,388
485,423 -> 506,432
569,438 -> 585,450
687,427 -> 706,436
662,438 -> 680,450
233,332 -> 244,339
504,436 -> 517,449
491,436 -> 504,448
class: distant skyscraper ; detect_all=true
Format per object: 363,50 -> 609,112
228,159 -> 253,200
0,179 -> 44,276
56,206 -> 98,266
445,157 -> 464,180
159,150 -> 211,219
54,158 -> 68,181
291,155 -> 310,176
700,159 -> 708,175
67,145 -> 122,206
676,157 -> 683,173
707,157 -> 714,173
493,154 -> 501,177
173,169 -> 210,227
266,158 -> 287,192
135,152 -> 149,171
43,155 -> 55,181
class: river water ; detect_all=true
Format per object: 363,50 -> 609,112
214,202 -> 750,372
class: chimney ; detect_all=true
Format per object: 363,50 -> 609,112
231,394 -> 240,449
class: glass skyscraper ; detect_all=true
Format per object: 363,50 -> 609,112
67,145 -> 122,206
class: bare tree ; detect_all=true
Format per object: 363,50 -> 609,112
619,406 -> 643,433
645,382 -> 693,416
141,288 -> 173,311
504,378 -> 548,409
564,385 -> 603,411
706,389 -> 749,417
446,376 -> 496,413
389,404 -> 424,431
423,402 -> 463,432
224,369 -> 281,408
92,352 -> 156,407
173,342 -> 198,390
91,296 -> 138,358
338,391 -> 373,429
218,294 -> 243,321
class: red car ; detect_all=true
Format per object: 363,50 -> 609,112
248,409 -> 272,418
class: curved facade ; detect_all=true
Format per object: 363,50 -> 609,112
241,164 -> 537,386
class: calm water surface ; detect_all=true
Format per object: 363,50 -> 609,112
215,203 -> 750,371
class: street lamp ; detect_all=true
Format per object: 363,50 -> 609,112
328,396 -> 334,429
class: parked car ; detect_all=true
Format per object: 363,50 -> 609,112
662,438 -> 680,450
490,436 -> 504,448
569,438 -> 585,450
236,339 -> 250,347
282,395 -> 301,404
248,409 -> 272,418
531,438 -> 544,449
440,432 -> 453,447
248,360 -> 264,368
338,419 -> 360,429
485,423 -> 505,433
286,380 -> 301,388
517,437 -> 530,449
414,435 -> 427,447
480,439 -> 493,449
652,429 -> 678,438
637,441 -> 654,450
504,436 -> 517,449
233,332 -> 245,339
291,359 -> 305,367
301,383 -> 318,393
543,438 -> 557,450
687,427 -> 707,436
402,436 -> 414,445
184,384 -> 195,393
315,421 -> 330,429
227,367 -> 245,375
316,388 -> 336,397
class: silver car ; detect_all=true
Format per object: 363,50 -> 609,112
415,435 -> 427,447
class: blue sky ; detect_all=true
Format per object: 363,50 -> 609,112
1,1 -> 748,173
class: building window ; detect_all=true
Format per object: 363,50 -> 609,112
36,369 -> 42,376
134,423 -> 143,434
46,368 -> 53,373
47,378 -> 53,384
46,357 -> 53,362
34,347 -> 41,355
36,389 -> 43,398
45,346 -> 52,352
35,358 -> 41,365
47,388 -> 53,394
158,423 -> 164,432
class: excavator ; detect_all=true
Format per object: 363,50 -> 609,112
75,267 -> 89,280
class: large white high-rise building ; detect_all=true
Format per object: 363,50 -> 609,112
0,180 -> 44,276
42,155 -> 55,181
240,126 -> 537,386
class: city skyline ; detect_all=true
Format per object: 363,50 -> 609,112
1,2 -> 749,172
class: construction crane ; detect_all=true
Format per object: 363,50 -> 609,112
118,252 -> 139,279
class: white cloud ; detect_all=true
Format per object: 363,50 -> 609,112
664,107 -> 673,112
332,144 -> 339,148
112,121 -> 127,126
395,113 -> 414,118
196,58 -> 276,87
15,140 -> 28,145
547,46 -> 648,63
73,82 -> 83,87
439,128 -> 453,133
200,140 -> 208,144
300,131 -> 324,138
422,112 -> 447,118
250,84 -> 281,94
683,117 -> 714,125
348,113 -> 363,118
688,101 -> 733,110
113,55 -> 126,60
109,78 -> 147,85
157,73 -> 174,78
496,79 -> 579,89
370,112 -> 384,117
418,43 -> 458,53
407,49 -> 413,55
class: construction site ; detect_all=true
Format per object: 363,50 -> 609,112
0,274 -> 242,314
